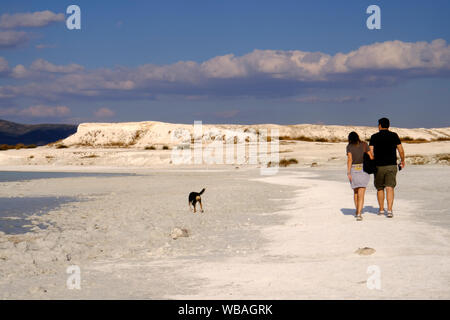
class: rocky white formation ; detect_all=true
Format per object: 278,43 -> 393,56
1,121 -> 449,168
61,121 -> 450,148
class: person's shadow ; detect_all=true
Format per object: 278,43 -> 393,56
340,206 -> 380,216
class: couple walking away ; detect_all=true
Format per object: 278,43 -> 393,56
346,118 -> 405,221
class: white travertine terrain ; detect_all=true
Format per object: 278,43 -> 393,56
1,121 -> 450,168
61,121 -> 450,147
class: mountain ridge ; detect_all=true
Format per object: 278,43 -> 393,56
0,119 -> 78,146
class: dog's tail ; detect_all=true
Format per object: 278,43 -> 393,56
199,188 -> 206,195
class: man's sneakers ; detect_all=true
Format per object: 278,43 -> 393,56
356,214 -> 363,221
378,209 -> 384,216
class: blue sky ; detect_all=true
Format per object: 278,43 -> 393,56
0,0 -> 450,127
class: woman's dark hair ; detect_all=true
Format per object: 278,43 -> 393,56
348,131 -> 361,145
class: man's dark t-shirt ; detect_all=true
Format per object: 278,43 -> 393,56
369,130 -> 401,166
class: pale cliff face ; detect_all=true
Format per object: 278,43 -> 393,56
61,121 -> 450,148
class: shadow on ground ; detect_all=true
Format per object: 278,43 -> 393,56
340,206 -> 381,216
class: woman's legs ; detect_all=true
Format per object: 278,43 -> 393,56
357,187 -> 366,215
353,188 -> 358,210
353,187 -> 366,215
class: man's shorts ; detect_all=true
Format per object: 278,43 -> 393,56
374,165 -> 398,190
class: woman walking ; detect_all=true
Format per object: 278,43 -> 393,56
346,131 -> 374,221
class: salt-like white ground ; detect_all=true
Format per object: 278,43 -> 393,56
0,165 -> 449,299
172,167 -> 450,299
1,140 -> 449,168
1,121 -> 449,168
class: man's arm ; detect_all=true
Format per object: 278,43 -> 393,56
397,144 -> 405,168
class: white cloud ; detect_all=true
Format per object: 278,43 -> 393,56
94,107 -> 115,118
0,57 -> 9,74
196,39 -> 450,81
0,31 -> 28,48
0,10 -> 64,29
0,105 -> 71,118
35,43 -> 56,49
2,39 -> 450,101
5,59 -> 84,79
11,64 -> 28,78
30,59 -> 84,73
200,54 -> 247,78
293,96 -> 365,104
0,11 -> 63,50
341,39 -> 450,71
19,105 -> 70,117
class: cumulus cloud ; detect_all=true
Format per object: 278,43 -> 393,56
0,105 -> 70,118
0,57 -> 9,74
5,59 -> 84,79
35,43 -> 57,49
0,10 -> 64,29
0,11 -> 64,50
99,39 -> 450,97
1,39 -> 450,102
19,105 -> 70,117
195,39 -> 450,82
0,31 -> 28,48
11,64 -> 28,78
94,107 -> 115,118
30,59 -> 84,73
293,96 -> 365,104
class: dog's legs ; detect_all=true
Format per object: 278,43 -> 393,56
193,201 -> 197,213
189,201 -> 193,212
199,200 -> 204,213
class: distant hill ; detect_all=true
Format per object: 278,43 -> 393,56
0,119 -> 78,146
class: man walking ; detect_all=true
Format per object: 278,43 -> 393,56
369,118 -> 405,218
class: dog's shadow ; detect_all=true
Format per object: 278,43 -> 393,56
340,206 -> 379,216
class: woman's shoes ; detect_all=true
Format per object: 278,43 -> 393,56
378,209 -> 393,218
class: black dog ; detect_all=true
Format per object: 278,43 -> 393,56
188,188 -> 205,213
